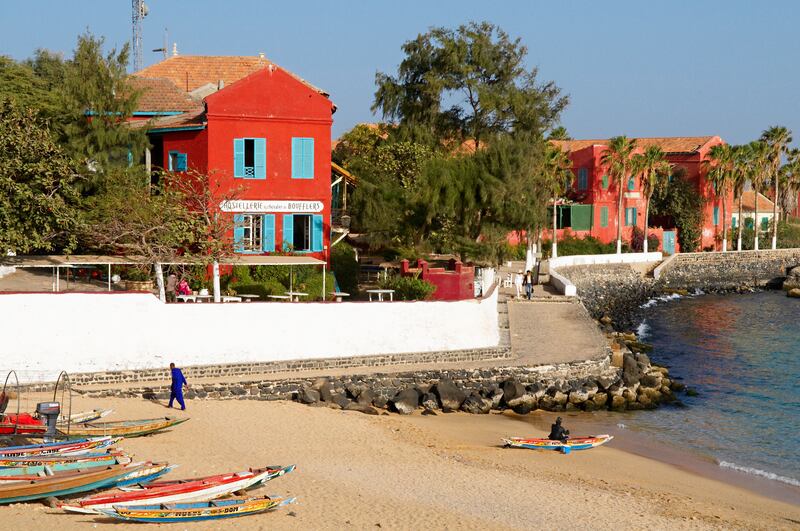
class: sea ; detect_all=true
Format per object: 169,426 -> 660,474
631,290 -> 800,490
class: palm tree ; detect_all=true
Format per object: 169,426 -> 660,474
543,144 -> 573,258
731,145 -> 749,251
761,126 -> 793,249
601,136 -> 637,254
632,145 -> 671,253
748,141 -> 771,251
783,149 -> 800,220
704,143 -> 734,252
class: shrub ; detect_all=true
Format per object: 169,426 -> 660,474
379,274 -> 436,301
331,242 -> 359,295
630,227 -> 660,252
540,234 -> 617,258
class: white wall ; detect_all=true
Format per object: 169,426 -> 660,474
0,290 -> 499,379
549,252 -> 663,269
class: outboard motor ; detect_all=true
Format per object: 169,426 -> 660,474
35,402 -> 61,439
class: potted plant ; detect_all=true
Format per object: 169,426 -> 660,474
123,267 -> 155,292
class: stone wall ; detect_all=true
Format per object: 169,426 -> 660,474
657,249 -> 800,290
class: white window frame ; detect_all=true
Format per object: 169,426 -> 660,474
241,214 -> 263,252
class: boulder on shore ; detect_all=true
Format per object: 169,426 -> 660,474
390,388 -> 420,415
461,393 -> 492,414
432,380 -> 466,411
297,386 -> 320,404
788,288 -> 800,298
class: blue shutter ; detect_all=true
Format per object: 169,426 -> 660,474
628,177 -> 635,191
291,138 -> 302,178
303,138 -> 314,178
233,139 -> 245,178
311,214 -> 323,252
262,214 -> 275,252
282,214 -> 294,251
233,214 -> 245,253
176,153 -> 188,171
713,206 -> 719,226
732,217 -> 738,228
254,138 -> 266,179
632,207 -> 637,226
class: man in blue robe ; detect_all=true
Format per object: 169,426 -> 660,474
168,363 -> 188,410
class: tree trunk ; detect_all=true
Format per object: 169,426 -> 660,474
772,173 -> 779,249
525,232 -> 537,272
616,171 -> 624,254
155,263 -> 166,302
643,200 -> 650,254
722,196 -> 728,252
212,261 -> 221,303
551,198 -> 558,259
754,191 -> 759,251
737,195 -> 743,251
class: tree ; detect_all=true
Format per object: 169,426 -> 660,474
0,99 -> 84,253
748,141 -> 771,250
704,143 -> 734,252
731,145 -> 750,251
650,167 -> 704,252
782,149 -> 800,219
633,145 -> 671,253
601,136 -> 637,254
542,144 -> 572,258
761,126 -> 792,249
547,126 -> 571,141
0,55 -> 61,117
373,22 -> 567,150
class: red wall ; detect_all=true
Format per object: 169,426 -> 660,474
401,259 -> 475,301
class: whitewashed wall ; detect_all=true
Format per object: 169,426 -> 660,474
0,290 -> 499,379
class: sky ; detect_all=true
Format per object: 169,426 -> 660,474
1,1 -> 798,145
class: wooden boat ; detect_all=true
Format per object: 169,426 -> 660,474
98,496 -> 296,523
0,451 -> 125,468
114,462 -> 175,488
62,465 -> 295,514
0,436 -> 121,458
59,409 -> 113,425
0,413 -> 46,436
0,462 -> 148,504
0,454 -> 130,477
502,434 -> 614,453
63,417 -> 188,438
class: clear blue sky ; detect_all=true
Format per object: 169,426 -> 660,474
1,1 -> 798,145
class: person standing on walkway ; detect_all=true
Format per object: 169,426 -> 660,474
514,270 -> 523,299
523,270 -> 533,300
168,363 -> 188,410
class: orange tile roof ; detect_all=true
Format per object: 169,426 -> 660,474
128,76 -> 203,113
739,191 -> 775,212
128,108 -> 206,131
551,136 -> 718,154
134,55 -> 328,97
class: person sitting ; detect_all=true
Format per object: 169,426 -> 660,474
548,416 -> 570,442
176,278 -> 193,297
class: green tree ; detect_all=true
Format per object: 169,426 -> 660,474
761,126 -> 792,249
747,141 -> 771,250
632,145 -> 671,253
373,21 -> 567,150
547,126 -> 571,141
704,143 -> 734,252
0,99 -> 84,253
601,136 -> 637,254
0,56 -> 61,117
651,167 -> 705,252
731,144 -> 752,250
543,144 -> 572,258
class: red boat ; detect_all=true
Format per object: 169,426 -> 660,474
0,413 -> 46,436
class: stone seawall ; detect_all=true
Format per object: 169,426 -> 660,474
657,249 -> 800,290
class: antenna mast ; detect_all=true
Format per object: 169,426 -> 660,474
131,0 -> 148,71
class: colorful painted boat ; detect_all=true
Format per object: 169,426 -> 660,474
502,434 -> 614,453
0,454 -> 130,477
62,465 -> 295,514
114,462 -> 175,488
0,436 -> 121,458
63,417 -> 188,438
0,413 -> 46,436
0,451 -> 125,468
98,496 -> 296,523
0,462 -> 148,504
59,409 -> 113,425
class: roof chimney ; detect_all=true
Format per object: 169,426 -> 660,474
172,42 -> 178,56
258,52 -> 265,59
218,79 -> 224,90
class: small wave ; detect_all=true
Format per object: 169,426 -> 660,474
640,293 -> 681,309
691,288 -> 705,296
636,321 -> 650,340
718,461 -> 800,487
616,423 -> 627,429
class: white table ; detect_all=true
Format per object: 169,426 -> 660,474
238,294 -> 260,302
366,289 -> 395,302
194,294 -> 213,303
267,295 -> 291,301
176,294 -> 196,303
221,296 -> 242,303
285,291 -> 308,302
330,291 -> 350,302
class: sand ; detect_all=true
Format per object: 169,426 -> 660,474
1,394 -> 799,530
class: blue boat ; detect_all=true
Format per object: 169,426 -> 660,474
99,496 -> 296,523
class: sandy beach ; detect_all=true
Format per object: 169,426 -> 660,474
0,394 -> 798,530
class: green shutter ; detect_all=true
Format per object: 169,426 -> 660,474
601,206 -> 609,227
233,139 -> 245,178
761,217 -> 769,230
713,206 -> 719,226
176,153 -> 187,171
262,214 -> 275,252
254,138 -> 266,179
602,175 -> 608,189
311,214 -> 323,252
282,214 -> 294,251
571,205 -> 593,231
233,214 -> 245,253
628,177 -> 635,191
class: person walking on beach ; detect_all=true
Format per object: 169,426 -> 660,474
168,363 -> 188,410
514,270 -> 523,299
523,270 -> 533,300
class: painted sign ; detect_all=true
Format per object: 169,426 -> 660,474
220,200 -> 323,213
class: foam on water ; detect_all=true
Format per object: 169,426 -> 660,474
718,461 -> 800,488
639,293 -> 681,309
636,320 -> 650,340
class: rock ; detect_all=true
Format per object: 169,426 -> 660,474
526,382 -> 547,400
510,394 -> 537,415
596,374 -> 619,390
489,387 -> 504,409
317,383 -> 334,402
461,393 -> 492,414
344,402 -> 379,415
634,352 -> 651,367
788,288 -> 800,298
297,386 -> 320,404
372,395 -> 388,409
538,395 -> 557,411
611,350 -> 624,368
622,353 -> 643,386
565,402 -> 580,411
622,332 -> 637,342
311,377 -> 330,391
640,373 -> 662,389
670,381 -> 686,392
606,384 -> 624,397
501,380 -> 526,404
357,389 -> 376,406
610,395 -> 627,411
600,315 -> 613,325
784,266 -> 800,291
421,392 -> 439,411
421,408 -> 437,416
432,380 -> 466,411
568,388 -> 590,404
583,400 -> 597,412
622,388 -> 637,403
331,393 -> 351,409
553,390 -> 568,406
592,392 -> 608,407
390,388 -> 419,415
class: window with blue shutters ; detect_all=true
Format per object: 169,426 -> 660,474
291,138 -> 314,179
234,214 -> 263,253
233,138 -> 266,179
282,214 -> 294,251
627,177 -> 636,191
713,206 -> 719,226
732,216 -> 738,229
625,207 -> 637,226
282,214 -> 321,252
168,151 -> 188,172
601,175 -> 608,190
262,214 -> 276,252
600,206 -> 609,228
578,168 -> 588,190
761,217 -> 769,230
311,215 -> 324,252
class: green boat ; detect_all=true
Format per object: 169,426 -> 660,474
0,454 -> 129,478
61,417 -> 189,438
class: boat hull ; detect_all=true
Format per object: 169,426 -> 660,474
99,496 -> 295,523
0,437 -> 120,458
502,435 -> 614,452
63,417 -> 188,438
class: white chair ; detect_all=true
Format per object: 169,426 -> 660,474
502,274 -> 513,288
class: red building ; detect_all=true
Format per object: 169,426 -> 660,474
548,136 -> 730,253
130,55 -> 335,261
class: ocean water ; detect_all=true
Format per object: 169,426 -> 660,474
631,291 -> 800,487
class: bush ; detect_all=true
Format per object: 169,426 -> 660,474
630,227 -> 660,252
379,274 -> 436,301
331,242 -> 359,295
540,234 -> 617,258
